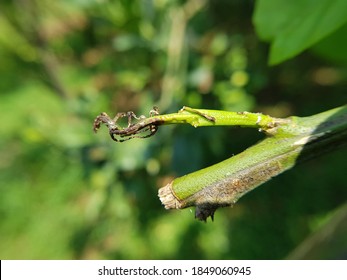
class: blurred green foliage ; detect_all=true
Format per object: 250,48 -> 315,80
0,0 -> 346,259
254,0 -> 347,65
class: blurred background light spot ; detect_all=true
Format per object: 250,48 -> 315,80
311,67 -> 341,86
230,70 -> 249,87
146,158 -> 161,175
210,33 -> 228,56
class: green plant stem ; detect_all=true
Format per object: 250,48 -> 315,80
158,105 -> 347,221
94,104 -> 347,221
146,106 -> 286,133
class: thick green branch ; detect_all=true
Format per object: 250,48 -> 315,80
158,105 -> 347,221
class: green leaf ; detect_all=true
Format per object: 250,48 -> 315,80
253,0 -> 347,65
311,23 -> 347,65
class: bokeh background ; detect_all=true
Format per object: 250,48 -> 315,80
1,0 -> 347,259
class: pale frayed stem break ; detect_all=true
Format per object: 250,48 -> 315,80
158,182 -> 182,209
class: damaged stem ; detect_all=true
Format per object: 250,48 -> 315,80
94,105 -> 347,221
93,106 -> 286,141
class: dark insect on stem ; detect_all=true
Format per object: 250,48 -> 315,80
93,106 -> 160,142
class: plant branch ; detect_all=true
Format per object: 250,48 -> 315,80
159,105 -> 347,221
94,105 -> 347,221
93,106 -> 288,141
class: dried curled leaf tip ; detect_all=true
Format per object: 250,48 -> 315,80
93,107 -> 160,142
93,112 -> 110,133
